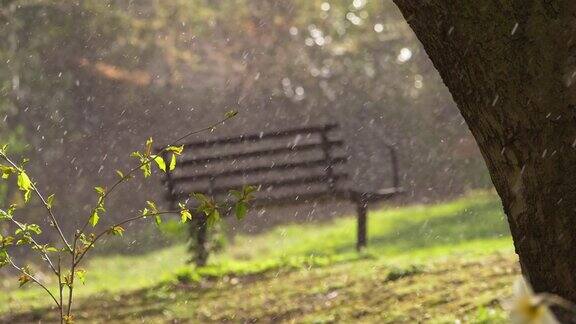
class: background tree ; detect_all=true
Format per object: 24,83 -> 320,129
1,0 -> 492,248
391,0 -> 576,319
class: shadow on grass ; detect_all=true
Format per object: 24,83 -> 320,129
2,286 -> 173,323
327,198 -> 510,255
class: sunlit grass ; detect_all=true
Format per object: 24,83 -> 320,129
0,244 -> 189,312
1,190 -> 513,320
214,190 -> 511,265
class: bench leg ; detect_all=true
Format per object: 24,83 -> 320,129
189,215 -> 209,266
356,200 -> 368,251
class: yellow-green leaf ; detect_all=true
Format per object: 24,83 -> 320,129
0,165 -> 13,180
76,269 -> 87,285
145,137 -> 153,156
169,154 -> 176,171
225,110 -> 238,118
94,187 -> 106,196
180,209 -> 192,223
166,145 -> 184,155
108,226 -> 125,236
235,201 -> 248,220
152,155 -> 166,172
89,211 -> 99,227
207,209 -> 220,227
146,200 -> 158,213
17,171 -> 32,202
46,194 -> 55,209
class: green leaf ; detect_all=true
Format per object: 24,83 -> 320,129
225,110 -> 238,118
141,163 -> 152,178
131,151 -> 152,178
166,145 -> 184,155
17,171 -> 31,190
0,165 -> 14,180
155,215 -> 162,226
244,185 -> 257,196
16,236 -> 32,246
78,233 -> 92,246
145,137 -> 154,156
0,209 -> 12,221
46,194 -> 55,209
146,200 -> 158,214
23,191 -> 31,203
0,235 -> 14,248
207,209 -> 220,227
44,246 -> 58,253
192,193 -> 210,205
152,155 -> 166,172
26,224 -> 42,235
235,201 -> 248,220
17,171 -> 32,202
169,154 -> 177,171
76,269 -> 87,285
94,187 -> 106,196
130,151 -> 142,159
115,170 -> 125,179
0,250 -> 8,268
108,226 -> 125,236
180,209 -> 192,223
89,210 -> 100,227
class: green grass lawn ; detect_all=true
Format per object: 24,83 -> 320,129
1,191 -> 517,323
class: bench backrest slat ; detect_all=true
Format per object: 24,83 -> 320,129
170,157 -> 347,183
181,123 -> 338,149
162,123 -> 348,207
177,140 -> 343,167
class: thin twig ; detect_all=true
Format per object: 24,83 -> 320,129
74,211 -> 178,267
66,254 -> 74,317
30,181 -> 73,252
58,256 -> 64,324
8,257 -> 60,307
76,114 -> 234,237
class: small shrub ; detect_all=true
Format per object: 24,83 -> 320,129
0,111 -> 254,323
385,264 -> 425,282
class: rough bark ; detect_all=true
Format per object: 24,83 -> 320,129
391,0 -> 576,320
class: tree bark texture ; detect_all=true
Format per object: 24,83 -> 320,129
392,0 -> 576,319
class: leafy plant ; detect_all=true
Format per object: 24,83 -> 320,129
0,112 -> 253,323
385,264 -> 425,282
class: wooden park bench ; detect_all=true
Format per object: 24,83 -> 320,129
160,123 -> 403,265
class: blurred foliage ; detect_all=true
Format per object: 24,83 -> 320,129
0,0 -> 492,239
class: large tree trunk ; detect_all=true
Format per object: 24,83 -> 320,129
392,0 -> 576,319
